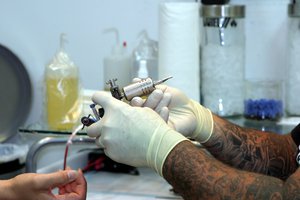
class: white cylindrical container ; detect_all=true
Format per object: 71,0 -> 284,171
159,2 -> 200,102
200,4 -> 245,116
286,2 -> 300,116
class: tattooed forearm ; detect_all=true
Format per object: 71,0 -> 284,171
202,115 -> 298,179
163,141 -> 300,200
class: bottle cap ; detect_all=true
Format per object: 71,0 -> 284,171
201,4 -> 245,18
289,1 -> 300,17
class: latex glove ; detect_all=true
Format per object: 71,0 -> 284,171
131,83 -> 213,143
87,91 -> 188,176
1,169 -> 87,200
129,78 -> 170,121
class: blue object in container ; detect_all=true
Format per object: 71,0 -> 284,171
244,98 -> 283,120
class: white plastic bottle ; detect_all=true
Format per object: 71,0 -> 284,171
137,59 -> 149,79
103,28 -> 131,90
132,31 -> 158,80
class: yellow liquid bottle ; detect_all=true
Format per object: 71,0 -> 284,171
45,34 -> 81,131
46,76 -> 80,130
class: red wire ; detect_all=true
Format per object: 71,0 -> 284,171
64,140 -> 104,172
82,156 -> 105,172
63,143 -> 70,170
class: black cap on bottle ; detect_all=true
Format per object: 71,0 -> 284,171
201,0 -> 230,5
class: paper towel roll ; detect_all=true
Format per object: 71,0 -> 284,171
159,2 -> 200,101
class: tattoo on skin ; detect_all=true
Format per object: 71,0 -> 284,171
203,115 -> 298,180
163,141 -> 300,200
163,115 -> 300,199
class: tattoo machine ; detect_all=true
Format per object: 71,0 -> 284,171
107,76 -> 173,101
81,76 -> 173,128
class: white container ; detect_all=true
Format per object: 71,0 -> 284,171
200,4 -> 245,116
286,2 -> 300,116
131,31 -> 158,80
103,29 -> 131,89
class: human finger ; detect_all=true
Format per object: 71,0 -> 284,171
154,92 -> 171,113
88,91 -> 120,138
95,136 -> 105,148
143,89 -> 163,109
86,120 -> 103,138
92,91 -> 117,109
37,170 -> 78,189
130,96 -> 145,107
159,107 -> 169,122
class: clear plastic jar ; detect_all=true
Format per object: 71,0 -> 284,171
244,80 -> 283,121
200,4 -> 245,117
286,2 -> 300,116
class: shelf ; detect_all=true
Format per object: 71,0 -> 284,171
19,127 -> 87,136
226,116 -> 296,134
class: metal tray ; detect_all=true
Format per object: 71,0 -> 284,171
0,44 -> 32,142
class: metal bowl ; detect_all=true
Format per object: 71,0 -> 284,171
0,44 -> 32,143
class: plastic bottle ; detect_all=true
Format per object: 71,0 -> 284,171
132,30 -> 158,80
286,1 -> 300,116
137,59 -> 149,79
45,34 -> 81,131
200,3 -> 245,117
103,28 -> 131,90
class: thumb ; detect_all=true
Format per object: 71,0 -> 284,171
37,170 -> 79,188
92,91 -> 117,110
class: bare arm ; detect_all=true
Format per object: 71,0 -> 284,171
163,140 -> 300,200
203,115 -> 298,179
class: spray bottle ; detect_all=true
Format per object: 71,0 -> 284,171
45,34 -> 81,131
132,30 -> 158,80
103,28 -> 131,90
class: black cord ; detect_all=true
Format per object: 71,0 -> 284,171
291,123 -> 300,147
291,124 -> 300,165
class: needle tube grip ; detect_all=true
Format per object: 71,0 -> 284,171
123,78 -> 155,101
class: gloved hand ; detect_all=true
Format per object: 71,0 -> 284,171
87,91 -> 188,176
131,84 -> 214,143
